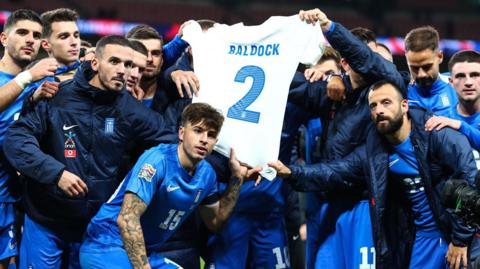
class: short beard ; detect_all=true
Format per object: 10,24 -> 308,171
376,113 -> 404,135
415,73 -> 438,89
142,68 -> 161,80
11,55 -> 32,69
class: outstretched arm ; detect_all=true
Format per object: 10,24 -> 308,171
117,192 -> 150,269
269,144 -> 366,192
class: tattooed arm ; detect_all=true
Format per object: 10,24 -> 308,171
199,176 -> 242,233
199,148 -> 261,233
117,192 -> 151,269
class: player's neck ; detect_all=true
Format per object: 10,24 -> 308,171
457,100 -> 480,117
140,77 -> 157,99
0,54 -> 24,75
52,55 -> 76,68
177,145 -> 198,175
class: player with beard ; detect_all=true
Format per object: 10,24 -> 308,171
269,80 -> 477,269
0,9 -> 59,269
126,24 -> 190,112
3,35 -> 174,269
0,9 -> 58,112
405,26 -> 458,117
288,8 -> 405,269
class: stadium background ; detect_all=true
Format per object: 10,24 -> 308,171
1,0 -> 480,71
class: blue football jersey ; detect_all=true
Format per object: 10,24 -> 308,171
389,136 -> 438,232
452,109 -> 480,127
408,79 -> 458,117
0,71 -> 34,202
142,98 -> 154,108
84,143 -> 218,252
450,105 -> 480,168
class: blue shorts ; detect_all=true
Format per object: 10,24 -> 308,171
409,230 -> 448,269
207,212 -> 289,269
0,203 -> 17,261
309,200 -> 374,269
80,240 -> 182,269
20,214 -> 80,269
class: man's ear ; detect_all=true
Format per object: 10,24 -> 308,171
91,57 -> 99,71
0,32 -> 8,47
41,39 -> 51,53
340,58 -> 351,73
437,50 -> 444,64
178,126 -> 185,143
401,99 -> 409,113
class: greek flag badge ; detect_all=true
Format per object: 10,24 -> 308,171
440,94 -> 451,107
105,118 -> 115,134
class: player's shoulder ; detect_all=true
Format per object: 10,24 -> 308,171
133,144 -> 177,182
140,144 -> 176,164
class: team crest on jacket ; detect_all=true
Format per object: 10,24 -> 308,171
138,163 -> 156,182
64,131 -> 76,158
104,118 -> 115,134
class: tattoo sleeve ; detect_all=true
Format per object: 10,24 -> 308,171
117,192 -> 150,269
214,177 -> 242,231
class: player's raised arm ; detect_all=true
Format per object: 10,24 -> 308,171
117,192 -> 151,269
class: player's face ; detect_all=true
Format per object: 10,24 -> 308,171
91,44 -> 133,91
0,20 -> 42,64
138,39 -> 163,79
313,59 -> 340,78
43,21 -> 80,66
126,51 -> 147,91
368,85 -> 407,135
406,48 -> 443,89
450,62 -> 480,103
179,121 -> 218,163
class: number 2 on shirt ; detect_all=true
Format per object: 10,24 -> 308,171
227,65 -> 265,124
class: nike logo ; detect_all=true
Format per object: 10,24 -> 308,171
292,235 -> 300,240
389,158 -> 399,167
166,185 -> 180,192
63,124 -> 78,131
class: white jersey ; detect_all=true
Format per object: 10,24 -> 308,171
183,15 -> 325,172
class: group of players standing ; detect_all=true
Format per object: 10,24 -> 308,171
0,5 -> 480,269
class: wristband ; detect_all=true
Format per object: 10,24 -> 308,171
14,71 -> 33,89
326,73 -> 342,83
